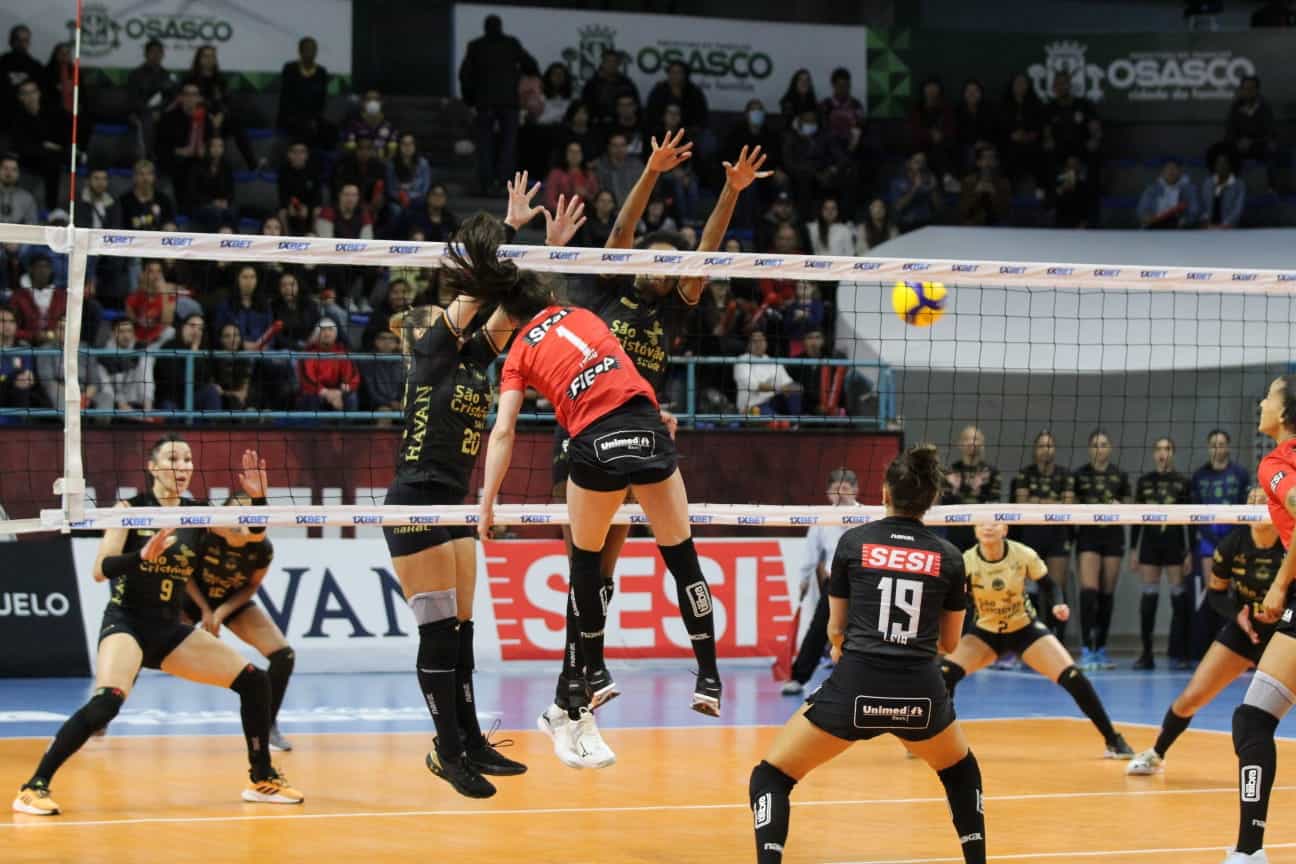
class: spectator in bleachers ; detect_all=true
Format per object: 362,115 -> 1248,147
185,135 -> 235,230
577,189 -> 617,248
277,141 -> 321,234
1042,69 -> 1102,181
733,329 -> 801,416
126,39 -> 177,161
9,251 -> 64,344
783,281 -> 825,351
638,195 -> 678,236
699,277 -> 754,353
608,94 -> 647,160
723,99 -> 784,182
594,132 -> 643,207
1001,73 -> 1044,189
858,197 -> 898,251
315,182 -> 375,313
1137,158 -> 1200,230
537,63 -> 574,125
555,102 -> 599,169
959,143 -> 1011,226
156,82 -> 213,205
779,69 -> 818,125
581,50 -> 640,126
96,318 -> 153,415
808,196 -> 856,257
1051,154 -> 1094,229
272,271 -> 321,349
0,25 -> 42,124
400,183 -> 459,243
214,265 -> 272,350
458,14 -> 537,196
646,61 -> 709,133
361,277 -> 411,351
544,140 -> 598,212
0,307 -> 31,387
790,328 -> 846,417
297,316 -> 359,412
126,259 -> 176,346
955,79 -> 998,178
1201,150 -> 1246,229
756,190 -> 811,253
114,160 -> 175,232
1224,75 -> 1279,186
278,37 -> 333,151
44,42 -> 73,116
186,45 -> 257,170
345,90 -> 398,159
212,322 -> 253,410
334,134 -> 386,210
819,68 -> 866,160
37,316 -> 100,410
361,328 -> 403,421
153,312 -> 219,412
0,154 -> 38,225
79,167 -> 115,229
908,77 -> 957,186
518,62 -> 574,178
782,109 -> 825,218
11,80 -> 69,209
386,133 -> 430,220
77,167 -> 127,308
890,151 -> 944,233
0,359 -> 45,412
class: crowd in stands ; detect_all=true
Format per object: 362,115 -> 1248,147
0,13 -> 1289,420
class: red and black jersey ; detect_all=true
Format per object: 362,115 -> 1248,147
1259,439 -> 1296,546
499,305 -> 657,436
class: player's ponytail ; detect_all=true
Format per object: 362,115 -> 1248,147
444,212 -> 552,323
884,443 -> 944,518
1281,374 -> 1296,433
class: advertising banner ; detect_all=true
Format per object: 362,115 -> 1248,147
452,3 -> 868,113
1,538 -> 90,677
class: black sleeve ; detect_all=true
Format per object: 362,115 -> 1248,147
827,545 -> 850,598
943,554 -> 970,611
1037,572 -> 1059,608
1212,530 -> 1239,582
101,550 -> 143,580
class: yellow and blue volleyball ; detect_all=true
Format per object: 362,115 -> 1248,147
891,280 -> 947,327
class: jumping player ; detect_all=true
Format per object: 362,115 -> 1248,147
1130,437 -> 1193,669
381,176 -> 585,797
747,445 -> 986,864
1128,487 -> 1283,775
940,522 -> 1133,758
1010,430 -> 1071,639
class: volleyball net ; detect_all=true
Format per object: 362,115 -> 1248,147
0,220 -> 1285,534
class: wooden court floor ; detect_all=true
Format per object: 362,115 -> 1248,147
4,719 -> 1296,864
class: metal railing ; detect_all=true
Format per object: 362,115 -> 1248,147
0,347 -> 895,428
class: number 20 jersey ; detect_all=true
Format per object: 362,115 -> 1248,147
829,516 -> 968,662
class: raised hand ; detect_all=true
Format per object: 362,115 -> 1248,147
544,194 -> 587,247
504,170 -> 544,230
646,129 -> 693,174
141,528 -> 175,562
722,145 -> 773,192
237,449 -> 268,499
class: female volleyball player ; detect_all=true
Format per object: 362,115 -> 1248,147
1010,430 -> 1071,638
1129,436 -> 1193,669
1065,429 -> 1131,670
1127,487 -> 1283,776
181,492 -> 295,752
479,291 -> 724,770
1221,375 -> 1296,864
940,522 -> 1133,758
747,445 -> 986,864
381,175 -> 586,797
546,133 -> 771,738
13,446 -> 301,815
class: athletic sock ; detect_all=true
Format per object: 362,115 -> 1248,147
1234,703 -> 1280,854
416,618 -> 462,760
456,620 -> 485,747
1057,665 -> 1119,743
1080,587 -> 1099,651
658,538 -> 718,677
230,665 -> 273,779
749,760 -> 796,863
31,687 -> 124,785
569,545 -> 608,673
1096,591 -> 1115,649
1154,706 -> 1193,758
941,659 -> 967,696
1139,588 -> 1159,656
555,585 -> 585,711
265,647 -> 295,724
1169,586 -> 1191,660
937,752 -> 987,864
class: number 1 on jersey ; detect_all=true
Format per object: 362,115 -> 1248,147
877,576 -> 923,644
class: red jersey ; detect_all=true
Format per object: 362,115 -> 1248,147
1259,439 -> 1296,547
126,291 -> 168,344
500,306 -> 656,436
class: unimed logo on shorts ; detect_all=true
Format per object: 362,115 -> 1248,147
853,695 -> 932,730
594,430 -> 655,462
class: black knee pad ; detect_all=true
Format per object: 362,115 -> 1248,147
1233,703 -> 1281,753
267,647 -> 295,670
417,618 -> 459,670
749,760 -> 797,799
937,751 -> 982,793
1057,664 -> 1082,686
83,687 -> 125,730
230,664 -> 270,698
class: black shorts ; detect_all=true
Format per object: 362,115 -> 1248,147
805,652 -> 956,743
969,619 -> 1052,657
1138,533 -> 1188,567
566,397 -> 678,493
1021,525 -> 1071,560
383,480 -> 474,558
1214,619 -> 1274,666
99,604 -> 194,669
181,596 -> 255,625
1075,526 -> 1125,557
552,426 -> 572,488
1267,586 -> 1296,642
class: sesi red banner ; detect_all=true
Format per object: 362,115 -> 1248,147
482,539 -> 800,661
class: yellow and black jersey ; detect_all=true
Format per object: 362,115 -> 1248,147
962,540 -> 1048,633
1213,526 -> 1285,618
1066,463 -> 1131,505
109,527 -> 204,616
1130,469 -> 1191,549
191,534 -> 274,605
592,274 -> 696,395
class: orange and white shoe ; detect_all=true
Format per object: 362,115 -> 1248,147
13,782 -> 60,815
241,768 -> 304,805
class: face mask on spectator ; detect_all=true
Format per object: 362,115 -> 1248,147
365,99 -> 381,115
800,122 -> 817,137
748,109 -> 765,127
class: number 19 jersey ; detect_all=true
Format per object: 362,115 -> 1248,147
829,516 -> 968,662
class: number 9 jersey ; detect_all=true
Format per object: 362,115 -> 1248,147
829,516 -> 968,662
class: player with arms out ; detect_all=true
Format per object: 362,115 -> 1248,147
941,522 -> 1132,757
746,445 -> 987,864
1128,487 -> 1284,776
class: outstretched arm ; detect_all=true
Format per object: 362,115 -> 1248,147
606,130 -> 693,249
680,145 -> 772,303
479,388 -> 524,538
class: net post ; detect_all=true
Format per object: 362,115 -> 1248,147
685,360 -> 697,424
56,228 -> 91,527
184,353 -> 195,423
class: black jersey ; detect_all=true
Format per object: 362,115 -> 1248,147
828,516 -> 967,663
1066,463 -> 1131,505
108,527 -> 205,617
192,534 -> 274,605
1010,464 -> 1069,503
1213,527 -> 1287,622
392,312 -> 494,497
1130,470 -> 1192,548
120,491 -> 207,555
591,275 -> 696,396
941,459 -> 1002,506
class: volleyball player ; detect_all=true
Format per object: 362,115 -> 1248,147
1010,430 -> 1071,639
1130,437 -> 1193,669
479,296 -> 724,770
1221,375 -> 1296,864
1127,487 -> 1283,776
1065,429 -> 1131,670
545,134 -> 770,731
181,492 -> 295,752
14,444 -> 301,815
1191,430 -> 1251,651
940,522 -> 1133,757
747,445 -> 986,864
381,175 -> 586,797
